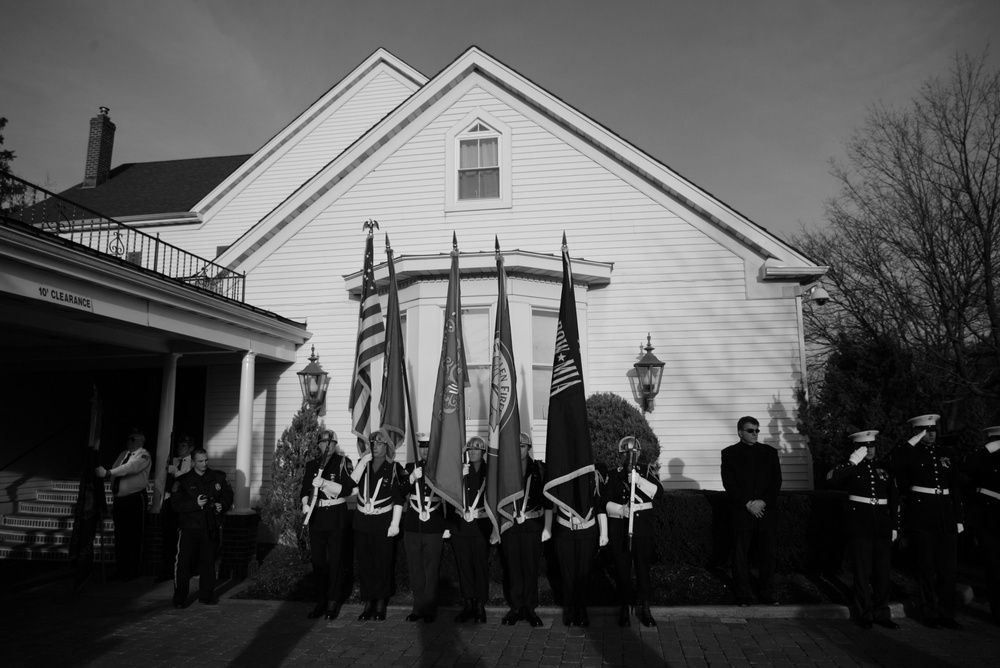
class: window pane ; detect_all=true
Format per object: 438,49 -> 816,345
461,308 -> 491,365
480,169 -> 499,198
459,171 -> 479,199
532,310 -> 557,363
459,140 -> 479,169
532,367 -> 552,420
466,365 -> 490,422
479,138 -> 498,167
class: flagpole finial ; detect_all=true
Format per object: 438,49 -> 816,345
452,231 -> 459,255
561,231 -> 568,251
385,233 -> 392,252
363,219 -> 379,236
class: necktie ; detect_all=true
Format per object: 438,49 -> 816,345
112,451 -> 131,495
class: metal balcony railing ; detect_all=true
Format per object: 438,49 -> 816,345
1,172 -> 245,302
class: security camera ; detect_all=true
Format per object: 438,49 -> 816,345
805,285 -> 830,306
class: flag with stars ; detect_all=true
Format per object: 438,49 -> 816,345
349,231 -> 385,453
379,236 -> 408,462
426,233 -> 468,510
542,234 -> 595,523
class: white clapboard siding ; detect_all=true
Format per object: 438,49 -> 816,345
218,79 -> 815,492
154,69 -> 419,260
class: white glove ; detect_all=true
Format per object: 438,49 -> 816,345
541,528 -> 551,542
849,447 -> 867,466
312,474 -> 324,488
94,466 -> 107,478
442,529 -> 451,540
357,452 -> 373,468
986,440 -> 1000,454
411,467 -> 423,482
957,523 -> 964,534
891,530 -> 898,542
462,463 -> 470,476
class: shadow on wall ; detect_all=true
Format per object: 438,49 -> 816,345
664,457 -> 700,489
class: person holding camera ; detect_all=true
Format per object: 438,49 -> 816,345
170,448 -> 234,608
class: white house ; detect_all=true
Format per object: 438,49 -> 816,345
3,47 -> 826,535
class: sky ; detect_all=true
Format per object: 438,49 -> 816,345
2,0 -> 998,241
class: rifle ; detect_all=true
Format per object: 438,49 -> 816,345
618,436 -> 640,552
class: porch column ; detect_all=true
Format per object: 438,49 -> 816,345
235,349 -> 256,512
152,352 -> 181,513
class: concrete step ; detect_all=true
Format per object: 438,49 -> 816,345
0,528 -> 111,548
0,544 -> 114,562
17,501 -> 75,516
2,513 -> 115,532
36,490 -> 115,505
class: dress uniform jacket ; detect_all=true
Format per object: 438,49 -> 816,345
605,461 -> 663,537
827,460 -> 899,538
504,458 -> 548,536
448,461 -> 492,604
403,460 -> 446,534
353,459 -> 406,533
963,446 -> 1000,535
501,457 -> 548,613
300,453 -> 356,531
605,460 -> 663,606
448,461 -> 491,538
172,468 -> 234,534
890,442 -> 963,533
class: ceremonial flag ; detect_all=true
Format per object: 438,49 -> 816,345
426,233 -> 468,510
486,238 -> 526,538
379,235 -> 410,462
350,227 -> 386,453
542,233 -> 595,522
70,386 -> 107,592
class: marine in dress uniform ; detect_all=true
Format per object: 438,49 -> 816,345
171,448 -> 234,607
889,414 -> 964,629
499,432 -> 550,627
300,430 -> 357,620
352,430 -> 405,621
448,436 -> 492,623
95,428 -> 152,581
962,425 -> 1000,625
826,430 -> 900,629
720,416 -> 782,606
549,465 -> 609,628
605,436 -> 664,628
403,433 -> 447,623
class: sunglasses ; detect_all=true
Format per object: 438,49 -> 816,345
743,428 -> 760,434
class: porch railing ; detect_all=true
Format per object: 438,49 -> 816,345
1,172 -> 245,302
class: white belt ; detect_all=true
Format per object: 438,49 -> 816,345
410,495 -> 440,520
358,503 -> 393,516
462,508 -> 487,521
978,487 -> 1000,501
317,498 -> 346,508
630,502 -> 653,512
516,509 -> 544,523
557,515 -> 595,531
848,495 -> 888,506
911,485 -> 949,495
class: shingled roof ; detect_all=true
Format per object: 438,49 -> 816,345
57,155 -> 251,219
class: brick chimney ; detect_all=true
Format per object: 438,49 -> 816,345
82,106 -> 116,188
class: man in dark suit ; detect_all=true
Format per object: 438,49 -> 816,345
721,415 -> 782,606
827,430 -> 900,629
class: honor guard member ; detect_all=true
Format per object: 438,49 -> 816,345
549,464 -> 609,628
300,430 -> 356,620
827,431 -> 900,629
449,435 -> 492,623
352,429 -> 405,621
605,436 -> 664,628
890,414 -> 964,629
95,428 -> 151,581
403,433 -> 447,623
963,425 -> 1000,625
721,416 -> 782,606
500,432 -> 550,627
156,435 -> 195,583
171,448 -> 234,607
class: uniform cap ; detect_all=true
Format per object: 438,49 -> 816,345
849,430 -> 878,444
416,432 -> 429,443
466,436 -> 487,451
318,429 -> 337,443
907,414 -> 940,428
519,432 -> 532,446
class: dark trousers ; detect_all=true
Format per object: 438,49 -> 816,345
404,532 -> 443,615
849,534 -> 892,622
552,532 -> 598,607
112,491 -> 146,578
608,521 -> 654,604
174,528 -> 218,603
310,526 -> 350,605
730,508 -> 776,600
910,529 -> 958,621
501,530 -> 542,609
159,502 -> 179,578
355,530 -> 394,600
979,529 -> 1000,620
452,533 -> 489,601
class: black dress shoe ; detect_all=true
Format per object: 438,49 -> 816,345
405,613 -> 422,622
173,601 -> 185,609
324,606 -> 339,621
474,602 -> 487,624
577,607 -> 590,627
524,608 -> 543,628
502,608 -> 520,625
859,619 -> 873,629
456,599 -> 475,623
939,619 -> 963,631
307,602 -> 326,619
737,597 -> 752,607
423,614 -> 435,623
638,602 -> 656,627
760,597 -> 780,606
373,599 -> 387,621
874,619 -> 899,630
358,601 -> 375,621
618,605 -> 631,627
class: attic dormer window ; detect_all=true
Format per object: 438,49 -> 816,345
458,123 -> 499,200
445,109 -> 512,212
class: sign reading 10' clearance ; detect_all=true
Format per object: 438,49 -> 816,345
35,284 -> 94,312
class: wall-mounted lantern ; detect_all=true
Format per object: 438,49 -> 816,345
297,345 -> 330,413
633,334 -> 665,413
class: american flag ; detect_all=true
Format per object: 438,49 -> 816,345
349,231 -> 385,450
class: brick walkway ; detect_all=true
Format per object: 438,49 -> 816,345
3,572 -> 998,667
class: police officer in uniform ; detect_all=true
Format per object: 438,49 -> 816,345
403,433 -> 447,623
352,429 -> 405,621
500,432 -> 550,627
605,436 -> 663,628
449,436 -> 492,623
300,430 -> 356,620
963,425 -> 1000,625
827,430 -> 900,629
549,466 -> 608,627
890,414 -> 964,629
171,448 -> 234,607
156,435 -> 194,582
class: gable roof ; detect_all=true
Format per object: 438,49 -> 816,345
217,46 -> 821,273
57,155 -> 251,222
